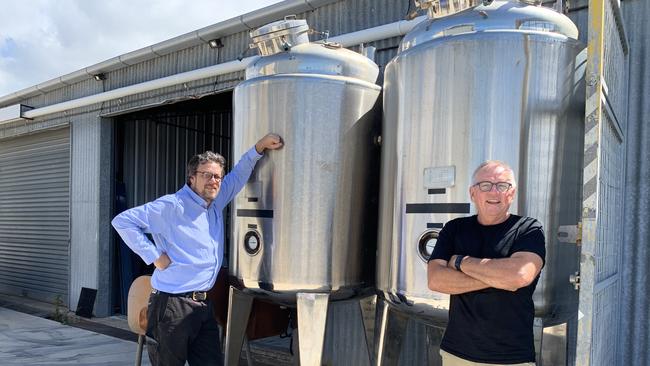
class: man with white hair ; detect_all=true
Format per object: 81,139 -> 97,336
428,160 -> 545,366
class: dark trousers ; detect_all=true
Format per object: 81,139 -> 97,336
146,291 -> 223,366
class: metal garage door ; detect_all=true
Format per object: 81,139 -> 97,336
0,127 -> 70,304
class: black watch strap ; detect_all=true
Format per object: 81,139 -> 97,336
454,255 -> 464,271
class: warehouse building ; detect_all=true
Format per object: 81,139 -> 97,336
0,0 -> 647,364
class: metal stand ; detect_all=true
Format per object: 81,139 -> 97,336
224,286 -> 254,366
359,295 -> 378,364
425,325 -> 444,366
134,334 -> 144,366
374,299 -> 409,366
537,320 -> 569,366
296,292 -> 330,366
533,317 -> 544,366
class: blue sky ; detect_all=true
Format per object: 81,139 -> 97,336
0,38 -> 17,58
0,0 -> 282,97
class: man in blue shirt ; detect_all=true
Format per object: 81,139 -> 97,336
112,133 -> 283,366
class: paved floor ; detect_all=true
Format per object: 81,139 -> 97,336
0,292 -> 293,366
0,307 -> 150,365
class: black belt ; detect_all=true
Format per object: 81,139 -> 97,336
152,289 -> 208,302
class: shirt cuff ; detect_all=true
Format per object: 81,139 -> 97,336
141,246 -> 163,265
248,146 -> 263,160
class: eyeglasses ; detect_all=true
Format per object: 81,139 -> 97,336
196,171 -> 223,182
474,181 -> 512,193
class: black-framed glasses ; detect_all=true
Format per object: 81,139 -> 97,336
474,181 -> 512,193
196,171 -> 223,182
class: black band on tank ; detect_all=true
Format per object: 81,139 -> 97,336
236,209 -> 274,218
405,203 -> 470,214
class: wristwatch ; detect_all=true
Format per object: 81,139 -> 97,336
454,255 -> 464,271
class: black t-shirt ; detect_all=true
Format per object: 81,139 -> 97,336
429,214 -> 545,364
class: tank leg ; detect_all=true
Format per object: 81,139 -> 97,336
375,299 -> 408,366
425,324 -> 444,366
224,286 -> 254,366
540,322 -> 568,366
296,292 -> 330,366
533,317 -> 544,366
359,295 -> 378,364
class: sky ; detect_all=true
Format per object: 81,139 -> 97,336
0,0 -> 283,97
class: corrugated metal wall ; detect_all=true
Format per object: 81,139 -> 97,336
0,116 -> 69,140
69,112 -> 103,312
0,127 -> 70,304
620,1 -> 650,365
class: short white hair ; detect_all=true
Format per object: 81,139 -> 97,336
471,160 -> 517,187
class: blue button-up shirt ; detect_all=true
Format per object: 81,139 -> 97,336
112,147 -> 261,293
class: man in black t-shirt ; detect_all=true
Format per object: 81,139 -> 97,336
428,161 -> 545,366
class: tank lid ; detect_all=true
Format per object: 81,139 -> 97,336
250,17 -> 308,38
250,16 -> 310,56
400,0 -> 579,52
246,42 -> 380,84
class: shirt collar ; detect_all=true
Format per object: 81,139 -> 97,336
180,184 -> 209,209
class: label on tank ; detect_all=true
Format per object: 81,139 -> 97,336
423,166 -> 456,189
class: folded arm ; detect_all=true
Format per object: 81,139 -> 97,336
451,252 -> 543,292
427,259 -> 491,294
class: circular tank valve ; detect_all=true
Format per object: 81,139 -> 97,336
417,230 -> 439,261
243,231 -> 262,255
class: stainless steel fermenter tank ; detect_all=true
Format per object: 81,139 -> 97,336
375,0 -> 585,363
224,18 -> 381,366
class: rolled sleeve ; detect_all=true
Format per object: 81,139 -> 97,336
429,221 -> 456,262
510,219 -> 546,267
111,197 -> 173,264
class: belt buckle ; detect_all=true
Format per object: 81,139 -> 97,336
192,291 -> 207,301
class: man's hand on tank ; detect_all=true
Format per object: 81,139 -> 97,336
255,133 -> 283,153
154,253 -> 171,270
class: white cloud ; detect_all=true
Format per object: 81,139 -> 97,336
0,0 -> 282,97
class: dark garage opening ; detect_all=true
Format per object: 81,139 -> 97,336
111,91 -> 233,315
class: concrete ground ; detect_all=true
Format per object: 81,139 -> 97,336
0,293 -> 293,366
0,307 -> 150,365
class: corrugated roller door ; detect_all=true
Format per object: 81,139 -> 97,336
0,127 -> 70,304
